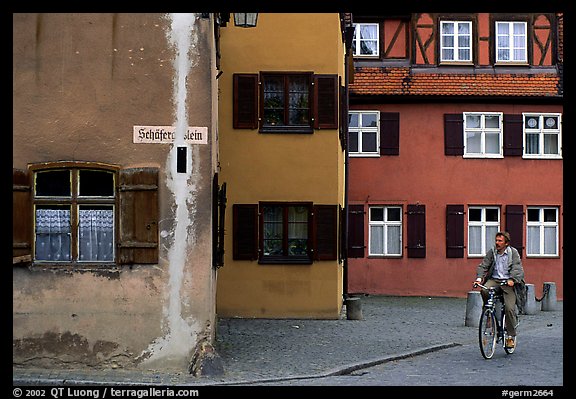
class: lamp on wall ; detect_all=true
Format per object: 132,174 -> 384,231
234,13 -> 258,27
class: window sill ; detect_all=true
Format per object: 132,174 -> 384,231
259,257 -> 313,265
349,153 -> 380,158
463,154 -> 504,159
522,155 -> 563,160
259,126 -> 314,134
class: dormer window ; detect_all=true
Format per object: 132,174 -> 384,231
352,23 -> 379,57
496,21 -> 527,63
440,21 -> 472,63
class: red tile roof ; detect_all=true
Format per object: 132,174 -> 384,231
350,67 -> 560,97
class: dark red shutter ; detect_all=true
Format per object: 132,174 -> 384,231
233,204 -> 258,260
444,114 -> 464,155
407,204 -> 426,258
380,112 -> 400,155
503,114 -> 523,156
13,168 -> 32,263
313,205 -> 338,260
505,205 -> 524,258
314,74 -> 338,129
233,74 -> 258,129
118,168 -> 159,264
446,204 -> 465,258
347,205 -> 365,258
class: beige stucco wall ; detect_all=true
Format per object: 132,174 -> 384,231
13,13 -> 218,371
216,14 -> 346,318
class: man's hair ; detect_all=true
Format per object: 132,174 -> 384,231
496,231 -> 511,243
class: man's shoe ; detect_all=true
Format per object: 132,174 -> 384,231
505,337 -> 515,348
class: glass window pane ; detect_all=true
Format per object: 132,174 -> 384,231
485,208 -> 499,222
458,49 -> 470,60
469,226 -> 482,254
79,170 -> 114,197
498,49 -> 509,61
543,134 -> 559,154
361,113 -> 378,127
387,225 -> 401,255
543,226 -> 557,255
442,22 -> 454,34
485,133 -> 500,154
486,226 -> 499,249
525,116 -> 539,129
362,132 -> 377,152
513,49 -> 525,61
497,23 -> 509,34
370,225 -> 384,255
443,36 -> 454,47
35,170 -> 71,197
466,115 -> 481,128
442,49 -> 454,60
469,208 -> 482,222
79,206 -> 114,262
543,209 -> 557,222
466,131 -> 482,153
458,23 -> 470,34
526,133 -> 539,154
544,117 -> 558,129
498,36 -> 509,48
513,22 -> 525,34
387,207 -> 401,222
35,206 -> 72,261
527,226 -> 540,254
349,113 -> 359,127
370,208 -> 384,222
484,115 -> 500,128
349,132 -> 359,152
527,208 -> 540,222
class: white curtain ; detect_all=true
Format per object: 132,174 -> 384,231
79,208 -> 114,261
35,209 -> 71,261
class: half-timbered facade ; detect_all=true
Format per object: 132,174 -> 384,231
347,13 -> 563,300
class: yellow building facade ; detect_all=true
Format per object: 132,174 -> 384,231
216,13 -> 350,318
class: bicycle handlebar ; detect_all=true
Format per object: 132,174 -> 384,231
473,281 -> 508,290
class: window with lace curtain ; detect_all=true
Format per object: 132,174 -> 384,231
527,207 -> 559,257
33,167 -> 116,263
369,206 -> 402,257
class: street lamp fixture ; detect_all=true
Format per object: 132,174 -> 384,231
234,13 -> 258,27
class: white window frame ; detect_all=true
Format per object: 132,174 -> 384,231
368,206 -> 402,257
463,112 -> 504,158
440,21 -> 473,63
522,113 -> 562,159
352,23 -> 380,57
495,21 -> 527,63
349,111 -> 380,157
467,206 -> 500,257
527,207 -> 559,257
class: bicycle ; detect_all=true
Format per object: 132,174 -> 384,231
474,282 -> 517,359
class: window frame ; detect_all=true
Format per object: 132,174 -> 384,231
526,207 -> 559,257
259,202 -> 313,264
352,23 -> 380,58
259,72 -> 314,134
368,205 -> 403,257
467,206 -> 501,258
348,110 -> 380,157
439,20 -> 473,63
522,113 -> 562,159
463,112 -> 504,158
495,21 -> 528,64
30,162 -> 119,265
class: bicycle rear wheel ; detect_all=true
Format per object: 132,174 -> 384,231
479,309 -> 497,359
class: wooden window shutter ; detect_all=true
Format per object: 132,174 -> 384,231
313,74 -> 338,129
503,114 -> 523,156
407,204 -> 426,258
233,204 -> 258,260
380,112 -> 400,155
444,114 -> 464,155
505,205 -> 524,258
118,168 -> 159,264
313,205 -> 338,260
233,73 -> 259,129
347,205 -> 365,258
13,168 -> 32,264
446,204 -> 465,258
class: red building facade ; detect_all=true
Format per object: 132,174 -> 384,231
347,13 -> 563,299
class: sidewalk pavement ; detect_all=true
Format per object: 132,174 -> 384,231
13,295 -> 563,386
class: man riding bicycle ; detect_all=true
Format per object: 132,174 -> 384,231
474,231 -> 525,349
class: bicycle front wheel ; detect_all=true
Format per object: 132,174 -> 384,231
479,309 -> 497,359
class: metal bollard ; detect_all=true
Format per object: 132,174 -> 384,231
346,297 -> 363,320
465,291 -> 483,327
524,283 -> 538,315
541,282 -> 558,311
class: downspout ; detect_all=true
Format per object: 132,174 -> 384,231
342,18 -> 355,302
